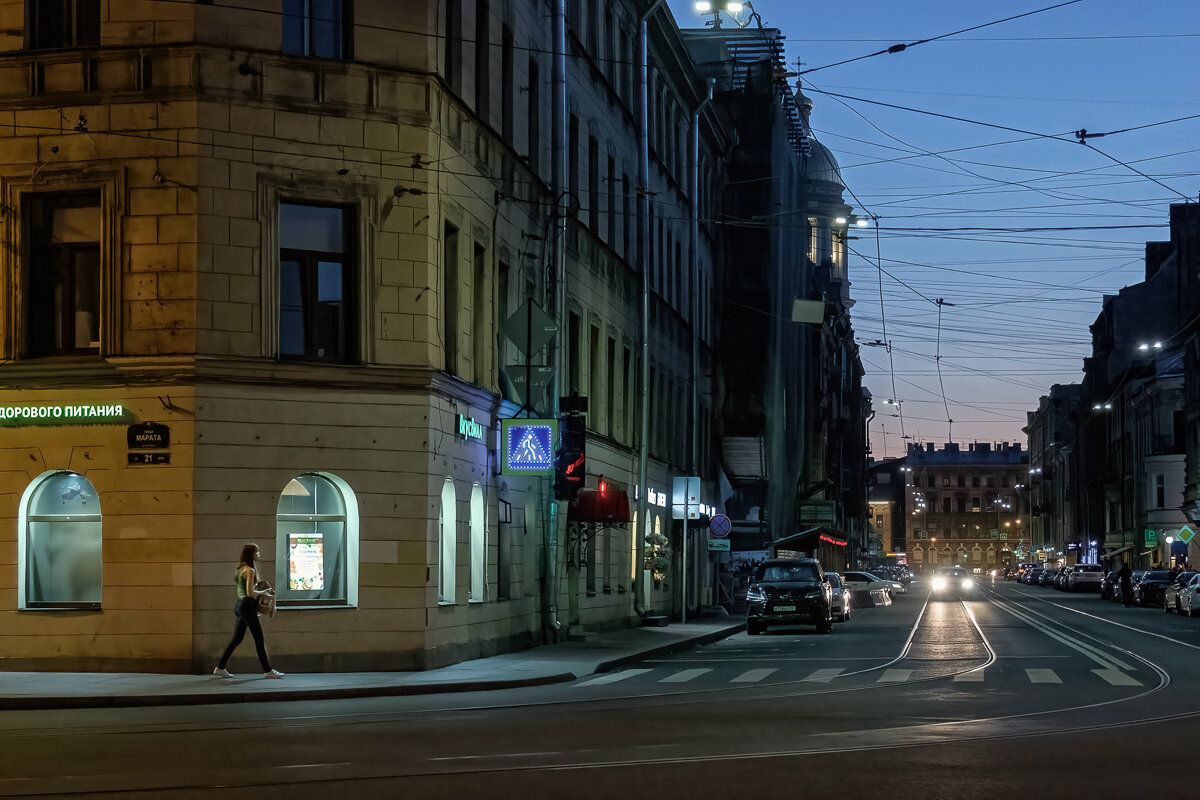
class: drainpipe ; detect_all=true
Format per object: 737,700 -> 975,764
634,0 -> 667,619
691,81 -> 713,610
543,0 -> 567,641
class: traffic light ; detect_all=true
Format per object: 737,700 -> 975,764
554,414 -> 586,501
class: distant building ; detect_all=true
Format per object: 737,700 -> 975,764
903,442 -> 1028,572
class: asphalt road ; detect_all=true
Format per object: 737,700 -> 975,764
3,578 -> 1198,799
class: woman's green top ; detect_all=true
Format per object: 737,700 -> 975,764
236,566 -> 251,598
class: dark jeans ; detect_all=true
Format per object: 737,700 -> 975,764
217,597 -> 272,672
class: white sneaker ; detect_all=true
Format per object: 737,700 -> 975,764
213,667 -> 234,678
263,669 -> 285,679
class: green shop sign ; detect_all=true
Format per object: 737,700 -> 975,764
0,403 -> 128,427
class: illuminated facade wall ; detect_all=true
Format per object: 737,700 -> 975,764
0,0 -> 725,670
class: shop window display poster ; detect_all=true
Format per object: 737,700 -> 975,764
288,534 -> 324,591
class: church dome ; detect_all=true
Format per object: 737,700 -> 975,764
804,139 -> 844,188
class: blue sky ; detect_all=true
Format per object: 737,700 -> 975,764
668,0 -> 1200,458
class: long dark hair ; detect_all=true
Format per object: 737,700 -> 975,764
238,544 -> 259,571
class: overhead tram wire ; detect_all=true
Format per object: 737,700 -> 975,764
796,0 -> 1085,76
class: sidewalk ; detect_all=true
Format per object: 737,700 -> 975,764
0,616 -> 744,710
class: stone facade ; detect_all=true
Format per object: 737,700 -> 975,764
0,0 -> 725,671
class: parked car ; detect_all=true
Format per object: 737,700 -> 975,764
1099,570 -> 1120,599
931,566 -> 976,600
843,570 -> 905,599
1132,570 -> 1173,607
1178,573 -> 1200,617
1039,568 -> 1059,587
1068,564 -> 1104,592
1024,567 -> 1045,585
827,572 -> 851,622
1005,568 -> 1018,581
745,558 -> 833,635
1163,571 -> 1197,613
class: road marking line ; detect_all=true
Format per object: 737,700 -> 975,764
730,668 -> 778,683
802,668 -> 845,683
659,668 -> 711,683
1093,668 -> 1142,686
953,671 -> 985,682
1026,668 -> 1062,684
575,669 -> 652,686
877,669 -> 913,683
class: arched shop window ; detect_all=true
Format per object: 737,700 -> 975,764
469,483 -> 485,602
19,471 -> 103,609
275,473 -> 358,607
439,478 -> 457,603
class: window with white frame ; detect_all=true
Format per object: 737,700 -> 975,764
279,202 -> 355,363
469,483 -> 485,602
19,471 -> 102,609
439,478 -> 457,603
275,473 -> 358,607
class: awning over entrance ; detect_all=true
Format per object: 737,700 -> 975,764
1102,546 -> 1132,560
567,488 -> 631,523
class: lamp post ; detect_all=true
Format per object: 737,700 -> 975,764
693,0 -> 744,28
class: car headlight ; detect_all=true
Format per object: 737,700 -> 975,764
932,577 -> 948,591
892,582 -> 903,590
746,586 -> 767,602
962,578 -> 975,590
804,589 -> 825,599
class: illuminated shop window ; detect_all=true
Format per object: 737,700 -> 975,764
275,473 -> 358,607
439,478 -> 457,603
19,471 -> 102,609
469,483 -> 485,602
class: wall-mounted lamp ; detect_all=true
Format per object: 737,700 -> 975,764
394,185 -> 425,198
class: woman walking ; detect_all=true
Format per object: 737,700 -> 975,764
214,543 -> 285,678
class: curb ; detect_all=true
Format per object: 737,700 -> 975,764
591,621 -> 745,675
0,671 -> 579,711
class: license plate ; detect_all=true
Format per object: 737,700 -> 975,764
773,605 -> 796,612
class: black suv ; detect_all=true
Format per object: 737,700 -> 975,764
745,558 -> 834,635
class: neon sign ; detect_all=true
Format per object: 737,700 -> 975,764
501,419 -> 557,475
0,403 -> 127,426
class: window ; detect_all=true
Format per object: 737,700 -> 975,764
26,0 -> 99,49
501,25 -> 514,143
527,58 -> 540,174
443,222 -> 460,373
439,478 -> 457,602
24,192 -> 101,358
282,0 -> 349,60
568,311 -> 581,394
971,476 -> 980,488
19,471 -> 102,609
606,337 -> 616,438
588,136 -> 599,231
275,473 -> 358,606
928,475 -> 935,488
986,476 -> 995,488
972,497 -> 981,512
589,324 -> 600,418
569,115 -> 579,207
1155,474 -> 1166,508
957,475 -> 966,488
474,0 -> 490,120
469,483 -> 485,602
472,241 -> 488,384
445,0 -> 462,92
957,497 -> 966,513
279,202 -> 354,362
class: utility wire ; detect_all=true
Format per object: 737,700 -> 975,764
798,0 -> 1085,75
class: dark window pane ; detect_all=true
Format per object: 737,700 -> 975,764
75,0 -> 99,45
71,250 -> 101,349
281,203 -> 344,253
279,259 -> 306,357
282,0 -> 306,54
316,260 -> 344,359
312,0 -> 343,59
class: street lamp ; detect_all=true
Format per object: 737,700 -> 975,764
1137,342 -> 1163,352
694,0 -> 745,27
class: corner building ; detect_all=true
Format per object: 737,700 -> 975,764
0,1 -> 725,671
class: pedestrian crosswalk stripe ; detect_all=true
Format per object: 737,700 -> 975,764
953,670 -> 985,682
803,668 -> 845,683
576,669 -> 652,686
659,668 -> 711,683
731,668 -> 778,683
877,668 -> 913,683
1092,668 -> 1142,687
1026,668 -> 1062,684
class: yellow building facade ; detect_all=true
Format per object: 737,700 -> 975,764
0,1 -> 723,671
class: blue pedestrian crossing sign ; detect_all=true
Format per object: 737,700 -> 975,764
501,419 -> 557,475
